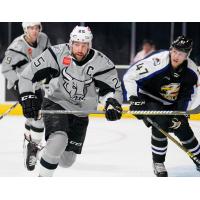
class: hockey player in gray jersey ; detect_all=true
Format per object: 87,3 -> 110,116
18,25 -> 123,177
124,35 -> 200,177
1,22 -> 51,171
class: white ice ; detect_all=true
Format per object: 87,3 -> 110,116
0,116 -> 200,177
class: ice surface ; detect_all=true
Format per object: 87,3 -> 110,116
0,116 -> 200,177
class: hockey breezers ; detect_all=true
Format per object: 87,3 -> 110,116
0,102 -> 19,120
40,104 -> 200,115
146,117 -> 200,165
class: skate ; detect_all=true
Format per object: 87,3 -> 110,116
193,159 -> 200,172
23,134 -> 41,171
196,164 -> 200,172
153,162 -> 168,177
191,157 -> 200,172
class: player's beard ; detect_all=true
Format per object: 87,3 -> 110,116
73,52 -> 87,62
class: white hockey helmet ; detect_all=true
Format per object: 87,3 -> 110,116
69,26 -> 93,48
22,22 -> 42,33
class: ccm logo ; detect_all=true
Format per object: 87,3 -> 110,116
69,141 -> 82,146
21,95 -> 36,101
133,101 -> 145,105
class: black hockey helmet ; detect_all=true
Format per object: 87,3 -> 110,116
171,35 -> 193,54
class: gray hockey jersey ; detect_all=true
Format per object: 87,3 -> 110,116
18,44 -> 123,116
1,32 -> 51,89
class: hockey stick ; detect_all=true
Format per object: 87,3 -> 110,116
0,102 -> 19,120
146,117 -> 200,165
40,104 -> 200,115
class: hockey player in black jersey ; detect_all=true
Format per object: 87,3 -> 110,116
124,35 -> 200,177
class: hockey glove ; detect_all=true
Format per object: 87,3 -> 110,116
19,92 -> 41,120
104,98 -> 122,121
129,95 -> 146,120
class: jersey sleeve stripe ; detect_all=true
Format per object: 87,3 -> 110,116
8,48 -> 29,60
137,64 -> 170,83
43,38 -> 49,51
48,47 -> 59,67
12,59 -> 28,70
93,66 -> 115,77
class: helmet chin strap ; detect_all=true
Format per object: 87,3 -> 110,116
186,49 -> 192,58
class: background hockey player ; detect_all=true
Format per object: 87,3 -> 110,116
18,25 -> 123,177
123,35 -> 200,177
1,22 -> 51,171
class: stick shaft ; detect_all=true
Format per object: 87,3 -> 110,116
146,117 -> 200,164
40,109 -> 188,115
0,102 -> 19,120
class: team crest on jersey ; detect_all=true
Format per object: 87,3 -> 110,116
62,68 -> 93,102
152,58 -> 160,66
63,56 -> 72,66
160,83 -> 180,101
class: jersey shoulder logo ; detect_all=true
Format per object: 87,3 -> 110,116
152,57 -> 160,66
27,48 -> 32,58
63,56 -> 72,66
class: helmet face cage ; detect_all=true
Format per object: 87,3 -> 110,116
171,35 -> 193,54
69,26 -> 93,48
22,22 -> 42,33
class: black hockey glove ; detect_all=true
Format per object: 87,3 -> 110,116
129,95 -> 146,120
104,98 -> 122,121
19,92 -> 41,120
